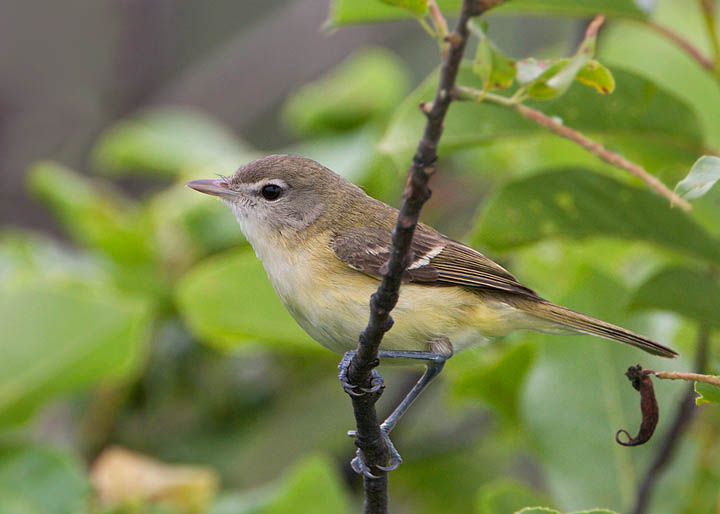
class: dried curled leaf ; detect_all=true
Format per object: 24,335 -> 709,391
91,446 -> 219,512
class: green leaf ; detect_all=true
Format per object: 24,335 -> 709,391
515,509 -> 620,514
451,342 -> 534,422
148,180 -> 245,259
628,267 -> 720,327
0,280 -> 152,424
263,455 -> 352,514
575,60 -> 615,94
476,479 -> 549,514
0,230 -> 105,285
472,27 -> 516,90
527,16 -> 602,100
282,47 -> 409,136
676,156 -> 720,201
91,107 -> 257,178
0,444 -> 90,513
497,0 -> 648,19
472,168 -> 720,264
327,0 -> 458,25
28,161 -> 156,266
516,58 -> 554,85
695,381 -> 720,405
380,66 -> 702,176
380,0 -> 427,16
522,59 -> 615,97
600,1 -> 720,146
175,248 -> 318,353
327,0 -> 646,26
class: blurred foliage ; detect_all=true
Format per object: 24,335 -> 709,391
696,382 -> 720,405
282,47 -> 410,137
3,0 -> 720,513
0,443 -> 90,513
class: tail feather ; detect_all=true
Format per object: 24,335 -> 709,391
530,301 -> 678,358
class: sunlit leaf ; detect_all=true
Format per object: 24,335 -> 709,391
472,169 -> 720,264
519,58 -> 614,95
527,16 -> 603,100
695,381 -> 720,405
175,248 -> 318,353
575,60 -> 615,94
0,281 -> 152,425
628,267 -> 720,327
676,156 -> 720,200
91,107 -> 257,178
472,27 -> 516,90
283,47 -> 409,136
380,0 -> 428,16
327,0 -> 646,26
0,444 -> 90,514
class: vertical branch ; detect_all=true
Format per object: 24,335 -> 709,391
342,1 -> 504,512
631,325 -> 711,514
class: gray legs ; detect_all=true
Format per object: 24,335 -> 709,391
376,350 -> 449,433
339,344 -> 452,477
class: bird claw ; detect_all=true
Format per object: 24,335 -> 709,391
338,353 -> 384,397
348,429 -> 403,477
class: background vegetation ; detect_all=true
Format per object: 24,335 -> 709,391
1,0 -> 719,512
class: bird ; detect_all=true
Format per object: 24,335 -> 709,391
187,154 -> 677,474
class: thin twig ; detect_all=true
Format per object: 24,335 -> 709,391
342,1 -> 502,512
645,20 -> 715,72
453,86 -> 692,210
515,103 -> 692,211
700,0 -> 720,68
631,325 -> 711,514
648,370 -> 720,387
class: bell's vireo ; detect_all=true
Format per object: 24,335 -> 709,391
188,154 -> 678,473
188,154 -> 676,361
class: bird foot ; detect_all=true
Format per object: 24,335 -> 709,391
338,351 -> 384,397
347,429 -> 403,478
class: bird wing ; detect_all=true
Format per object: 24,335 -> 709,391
330,225 -> 539,298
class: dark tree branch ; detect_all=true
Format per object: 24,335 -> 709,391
341,1 -> 505,512
631,325 -> 711,514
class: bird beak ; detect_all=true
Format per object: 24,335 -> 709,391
186,179 -> 237,198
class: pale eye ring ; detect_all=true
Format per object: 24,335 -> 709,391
260,183 -> 283,201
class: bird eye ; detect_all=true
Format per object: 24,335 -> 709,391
260,183 -> 283,200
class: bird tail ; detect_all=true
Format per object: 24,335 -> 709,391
527,301 -> 678,358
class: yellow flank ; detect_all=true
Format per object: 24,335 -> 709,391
260,230 -> 530,355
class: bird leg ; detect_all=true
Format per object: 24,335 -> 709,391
376,346 -> 451,433
339,339 -> 453,477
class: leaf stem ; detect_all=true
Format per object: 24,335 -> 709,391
452,85 -> 692,211
700,0 -> 720,71
645,20 -> 715,72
